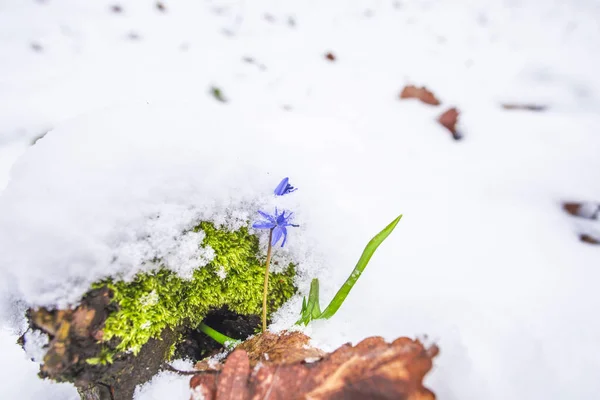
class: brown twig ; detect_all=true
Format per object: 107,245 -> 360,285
161,362 -> 205,376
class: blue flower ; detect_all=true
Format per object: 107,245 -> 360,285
273,177 -> 297,196
252,208 -> 299,247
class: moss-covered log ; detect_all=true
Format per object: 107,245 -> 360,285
28,287 -> 180,400
23,222 -> 297,399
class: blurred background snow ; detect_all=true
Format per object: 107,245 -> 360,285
0,0 -> 599,399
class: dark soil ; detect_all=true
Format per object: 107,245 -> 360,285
175,307 -> 260,360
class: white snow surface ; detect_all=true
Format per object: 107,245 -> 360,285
134,359 -> 194,400
0,328 -> 79,400
23,329 -> 50,364
0,102 -> 326,308
0,0 -> 599,399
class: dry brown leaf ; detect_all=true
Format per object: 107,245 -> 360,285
216,350 -> 250,400
191,374 -> 217,400
238,331 -> 325,367
562,202 -> 600,220
562,202 -> 600,245
438,107 -> 461,140
399,85 -> 441,106
190,335 -> 438,400
580,234 -> 600,245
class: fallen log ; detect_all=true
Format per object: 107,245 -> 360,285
26,287 -> 182,400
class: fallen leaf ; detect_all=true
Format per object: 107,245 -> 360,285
562,202 -> 600,220
191,374 -> 217,400
237,331 -> 325,367
71,306 -> 96,338
216,350 -> 250,400
438,107 -> 461,140
580,234 -> 600,245
399,85 -> 440,106
191,335 -> 438,400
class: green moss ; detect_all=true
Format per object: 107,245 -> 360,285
94,222 -> 296,357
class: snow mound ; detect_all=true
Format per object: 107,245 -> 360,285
0,101 -> 359,308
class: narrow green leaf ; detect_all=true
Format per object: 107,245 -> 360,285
296,278 -> 322,325
307,278 -> 322,319
319,215 -> 402,319
199,322 -> 241,348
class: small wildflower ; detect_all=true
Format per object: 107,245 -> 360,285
273,177 -> 297,196
253,208 -> 299,247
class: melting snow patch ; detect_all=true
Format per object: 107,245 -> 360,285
23,329 -> 49,364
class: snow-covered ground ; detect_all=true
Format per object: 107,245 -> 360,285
1,1 -> 599,399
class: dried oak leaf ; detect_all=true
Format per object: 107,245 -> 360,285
580,234 -> 600,245
215,350 -> 250,400
438,107 -> 461,140
190,335 -> 438,400
399,85 -> 440,106
562,202 -> 600,220
191,374 -> 217,400
237,331 -> 325,366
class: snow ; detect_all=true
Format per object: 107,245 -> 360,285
215,265 -> 228,280
22,329 -> 50,364
133,359 -> 194,400
0,103 -> 325,308
1,0 -> 599,399
0,328 -> 79,400
206,351 -> 229,369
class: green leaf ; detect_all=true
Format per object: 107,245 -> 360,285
296,215 -> 402,325
296,278 -> 322,325
321,214 -> 402,320
199,322 -> 241,349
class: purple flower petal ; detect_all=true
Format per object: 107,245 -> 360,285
273,177 -> 290,196
253,207 -> 298,247
273,177 -> 297,196
257,210 -> 275,223
271,226 -> 284,246
253,221 -> 275,229
279,226 -> 288,247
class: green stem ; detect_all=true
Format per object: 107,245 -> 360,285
198,323 -> 241,348
319,214 -> 403,319
262,229 -> 274,332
